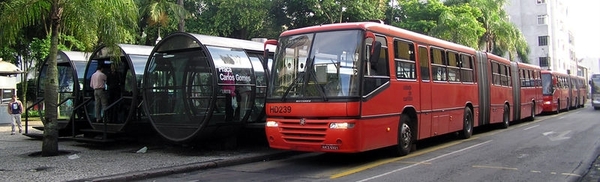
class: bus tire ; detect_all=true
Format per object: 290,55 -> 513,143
501,104 -> 510,129
391,114 -> 412,157
459,107 -> 473,139
529,103 -> 536,121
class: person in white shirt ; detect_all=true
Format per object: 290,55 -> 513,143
7,95 -> 23,135
90,66 -> 108,122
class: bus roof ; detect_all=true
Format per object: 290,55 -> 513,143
279,22 -> 478,55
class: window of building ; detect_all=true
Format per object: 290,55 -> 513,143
538,36 -> 548,46
539,57 -> 549,67
537,0 -> 546,4
1,89 -> 15,104
537,15 -> 548,24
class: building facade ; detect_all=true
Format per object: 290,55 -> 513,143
505,0 -> 577,74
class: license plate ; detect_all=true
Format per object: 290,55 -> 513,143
321,144 -> 339,150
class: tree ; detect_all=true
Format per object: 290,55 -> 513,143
137,0 -> 188,44
393,0 -> 483,48
188,0 -> 275,39
445,0 -> 529,61
0,0 -> 138,156
271,0 -> 386,31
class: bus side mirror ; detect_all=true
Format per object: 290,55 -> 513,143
264,40 -> 277,56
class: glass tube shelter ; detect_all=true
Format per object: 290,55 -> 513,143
82,44 -> 154,132
143,33 -> 274,143
35,51 -> 90,135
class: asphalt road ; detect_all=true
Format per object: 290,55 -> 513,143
139,106 -> 600,182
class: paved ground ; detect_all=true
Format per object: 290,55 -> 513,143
582,153 -> 600,182
0,120 -> 293,182
1,120 -> 599,182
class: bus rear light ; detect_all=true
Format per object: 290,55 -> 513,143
329,123 -> 354,129
266,121 -> 279,127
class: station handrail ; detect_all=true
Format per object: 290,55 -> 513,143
24,98 -> 45,134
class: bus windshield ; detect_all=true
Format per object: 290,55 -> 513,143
269,30 -> 362,100
542,73 -> 553,95
591,77 -> 600,94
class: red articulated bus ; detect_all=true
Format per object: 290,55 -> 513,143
264,22 -> 541,156
512,62 -> 543,121
571,75 -> 587,108
541,70 -> 571,113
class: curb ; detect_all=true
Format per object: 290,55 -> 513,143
69,151 -> 299,182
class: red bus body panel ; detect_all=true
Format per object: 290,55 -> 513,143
266,22 -> 546,154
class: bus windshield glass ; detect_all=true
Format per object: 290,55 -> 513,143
269,30 -> 362,100
542,73 -> 553,95
591,76 -> 600,94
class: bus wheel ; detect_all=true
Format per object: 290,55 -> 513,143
555,101 -> 560,114
391,114 -> 412,157
529,103 -> 536,121
501,105 -> 510,129
459,107 -> 473,139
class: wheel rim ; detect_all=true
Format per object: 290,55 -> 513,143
465,111 -> 472,133
504,106 -> 509,125
531,104 -> 535,118
401,123 -> 412,149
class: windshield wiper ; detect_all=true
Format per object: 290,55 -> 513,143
303,56 -> 328,101
281,72 -> 304,101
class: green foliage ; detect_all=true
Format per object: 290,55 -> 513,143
29,35 -> 86,63
393,0 -> 484,49
25,110 -> 42,118
16,79 -> 36,102
187,0 -> 274,39
394,0 -> 445,34
271,0 -> 386,31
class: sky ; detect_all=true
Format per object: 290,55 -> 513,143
569,0 -> 600,58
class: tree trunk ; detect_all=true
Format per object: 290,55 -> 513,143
42,0 -> 61,157
178,0 -> 185,32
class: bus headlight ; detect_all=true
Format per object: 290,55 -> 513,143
543,101 -> 551,105
329,123 -> 355,129
266,121 -> 279,127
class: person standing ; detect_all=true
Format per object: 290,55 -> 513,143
7,95 -> 23,135
90,66 -> 108,122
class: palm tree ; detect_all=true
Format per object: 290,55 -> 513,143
137,0 -> 188,44
0,0 -> 138,156
445,0 -> 529,61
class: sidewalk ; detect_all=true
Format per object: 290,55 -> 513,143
0,122 -> 294,182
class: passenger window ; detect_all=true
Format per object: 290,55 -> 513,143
418,46 -> 430,81
394,39 -> 416,79
447,51 -> 459,82
363,35 -> 389,95
430,48 -> 447,81
459,54 -> 474,83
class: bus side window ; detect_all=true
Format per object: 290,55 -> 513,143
459,54 -> 474,83
394,39 -> 415,79
447,51 -> 459,82
430,48 -> 446,81
418,46 -> 430,81
363,35 -> 389,94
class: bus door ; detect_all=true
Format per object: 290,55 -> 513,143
417,46 -> 432,138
